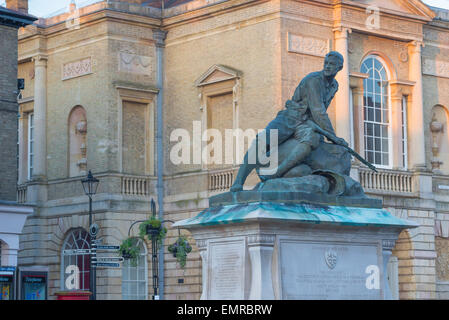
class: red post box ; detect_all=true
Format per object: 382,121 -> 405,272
55,291 -> 92,300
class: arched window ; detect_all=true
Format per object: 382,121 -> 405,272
121,238 -> 148,300
61,228 -> 91,291
361,56 -> 391,167
68,106 -> 87,177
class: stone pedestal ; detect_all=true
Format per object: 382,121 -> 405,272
174,194 -> 417,300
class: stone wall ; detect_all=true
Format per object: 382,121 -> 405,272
13,0 -> 449,300
0,24 -> 19,201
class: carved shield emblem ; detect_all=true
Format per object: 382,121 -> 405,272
325,249 -> 338,270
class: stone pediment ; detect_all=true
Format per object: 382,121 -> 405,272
195,65 -> 242,87
352,0 -> 436,20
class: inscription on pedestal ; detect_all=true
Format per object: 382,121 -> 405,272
280,241 -> 381,300
209,240 -> 245,300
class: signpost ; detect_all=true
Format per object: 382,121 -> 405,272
62,249 -> 92,255
95,263 -> 120,268
0,267 -> 15,275
91,244 -> 123,269
96,245 -> 120,250
95,257 -> 124,263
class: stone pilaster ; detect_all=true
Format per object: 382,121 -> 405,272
27,54 -> 48,204
334,27 -> 352,145
390,84 -> 405,169
247,234 -> 275,300
407,41 -> 426,170
197,239 -> 208,300
31,54 -> 47,181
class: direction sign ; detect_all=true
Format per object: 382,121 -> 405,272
93,238 -> 104,244
95,257 -> 124,263
94,262 -> 120,268
96,245 -> 120,250
63,249 -> 92,255
0,267 -> 15,276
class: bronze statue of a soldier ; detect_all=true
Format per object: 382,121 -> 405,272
230,51 -> 373,193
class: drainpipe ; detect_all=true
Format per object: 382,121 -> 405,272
153,28 -> 167,299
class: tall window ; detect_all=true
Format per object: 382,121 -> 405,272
28,113 -> 34,180
402,97 -> 408,170
122,238 -> 148,300
361,56 -> 391,167
61,229 -> 91,291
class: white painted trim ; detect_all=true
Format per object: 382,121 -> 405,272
402,96 -> 408,170
27,113 -> 34,180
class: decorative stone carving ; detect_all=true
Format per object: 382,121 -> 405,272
62,57 -> 92,81
423,59 -> 449,78
348,42 -> 355,54
430,112 -> 444,171
247,234 -> 275,247
76,120 -> 87,134
69,106 -> 88,177
399,48 -> 408,63
118,49 -> 152,75
324,248 -> 338,269
196,239 -> 207,250
288,33 -> 329,57
382,239 -> 396,250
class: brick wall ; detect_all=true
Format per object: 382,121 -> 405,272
0,24 -> 18,201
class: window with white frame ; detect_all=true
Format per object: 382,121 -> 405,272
122,238 -> 148,300
402,96 -> 408,170
28,113 -> 34,180
61,228 -> 91,291
361,57 -> 391,167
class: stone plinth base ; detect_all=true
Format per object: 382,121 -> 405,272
174,201 -> 417,300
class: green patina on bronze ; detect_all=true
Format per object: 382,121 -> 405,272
174,202 -> 418,229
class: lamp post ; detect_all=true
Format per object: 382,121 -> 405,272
81,170 -> 99,300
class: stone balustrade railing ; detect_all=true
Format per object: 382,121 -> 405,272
208,168 -> 237,192
359,168 -> 414,195
121,175 -> 151,196
17,185 -> 27,203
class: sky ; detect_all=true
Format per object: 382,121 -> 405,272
0,0 -> 448,18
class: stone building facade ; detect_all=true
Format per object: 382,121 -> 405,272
0,2 -> 36,300
12,0 -> 449,299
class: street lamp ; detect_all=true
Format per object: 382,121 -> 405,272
81,170 -> 99,300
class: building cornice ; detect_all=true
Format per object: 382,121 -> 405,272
335,0 -> 435,22
0,6 -> 37,29
162,0 -> 267,28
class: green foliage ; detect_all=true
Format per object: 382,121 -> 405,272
138,216 -> 167,245
168,236 -> 192,268
119,237 -> 140,267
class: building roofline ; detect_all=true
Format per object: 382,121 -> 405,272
429,5 -> 449,22
0,6 -> 37,28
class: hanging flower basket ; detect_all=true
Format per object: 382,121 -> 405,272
119,237 -> 140,267
168,236 -> 192,268
139,216 -> 167,245
146,224 -> 160,237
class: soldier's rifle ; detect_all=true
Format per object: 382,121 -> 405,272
306,119 -> 378,173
